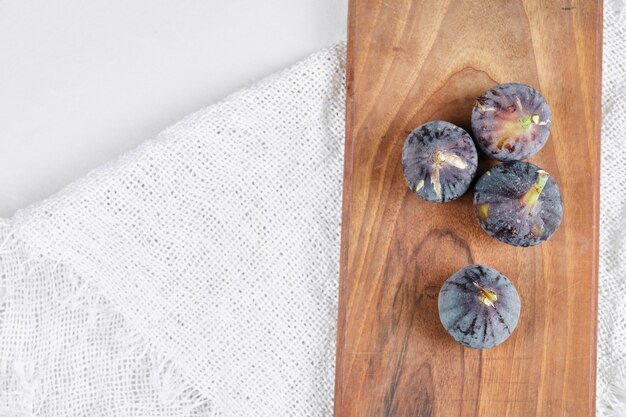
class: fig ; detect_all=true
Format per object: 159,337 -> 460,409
438,265 -> 520,349
471,83 -> 552,161
402,121 -> 478,202
474,161 -> 563,247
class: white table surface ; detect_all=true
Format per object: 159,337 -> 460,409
0,0 -> 347,217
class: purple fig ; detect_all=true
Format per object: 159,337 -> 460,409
471,83 -> 552,161
438,265 -> 520,349
474,161 -> 563,247
402,121 -> 478,203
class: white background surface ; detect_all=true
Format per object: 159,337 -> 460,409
0,0 -> 347,218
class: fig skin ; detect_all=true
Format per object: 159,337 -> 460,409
471,83 -> 552,161
438,265 -> 521,349
402,121 -> 478,203
474,161 -> 563,247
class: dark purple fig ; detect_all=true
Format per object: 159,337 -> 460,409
402,121 -> 478,203
471,83 -> 552,161
474,161 -> 563,247
438,265 -> 520,349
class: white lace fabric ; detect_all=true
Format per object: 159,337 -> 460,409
0,44 -> 346,416
0,2 -> 625,415
598,1 -> 626,416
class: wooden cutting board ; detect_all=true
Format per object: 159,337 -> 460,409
334,1 -> 602,416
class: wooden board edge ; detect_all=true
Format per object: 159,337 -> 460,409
332,0 -> 357,414
590,0 -> 603,414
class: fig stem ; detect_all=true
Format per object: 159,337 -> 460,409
519,113 -> 540,129
522,170 -> 550,211
473,282 -> 497,308
432,151 -> 446,165
477,203 -> 490,220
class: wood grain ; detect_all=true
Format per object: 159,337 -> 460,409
334,1 -> 602,416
